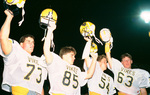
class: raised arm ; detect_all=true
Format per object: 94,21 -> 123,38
43,22 -> 56,64
82,37 -> 92,68
82,37 -> 97,79
85,52 -> 98,79
0,9 -> 14,55
105,42 -> 113,69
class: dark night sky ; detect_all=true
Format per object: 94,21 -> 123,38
0,0 -> 150,94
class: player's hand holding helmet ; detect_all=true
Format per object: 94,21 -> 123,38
39,8 -> 57,29
99,28 -> 113,53
47,21 -> 57,32
80,21 -> 103,45
40,8 -> 58,52
4,9 -> 14,18
3,0 -> 26,26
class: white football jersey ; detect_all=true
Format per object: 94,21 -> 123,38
47,52 -> 87,95
0,39 -> 47,94
84,58 -> 116,95
109,58 -> 150,95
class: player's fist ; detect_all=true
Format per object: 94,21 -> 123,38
47,21 -> 56,32
4,9 -> 14,18
84,37 -> 92,42
105,42 -> 111,53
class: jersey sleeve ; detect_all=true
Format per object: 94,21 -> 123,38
108,58 -> 123,72
82,41 -> 91,59
83,58 -> 92,71
79,72 -> 88,87
137,69 -> 150,88
48,52 -> 62,65
36,55 -> 47,68
1,39 -> 22,65
0,39 -> 15,57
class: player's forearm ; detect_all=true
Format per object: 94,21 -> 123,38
43,29 -> 53,63
43,34 -> 51,52
141,92 -> 147,95
0,15 -> 13,55
85,57 -> 97,79
84,57 -> 90,68
41,88 -> 44,95
106,52 -> 112,69
140,88 -> 147,95
0,17 -> 12,41
43,22 -> 56,64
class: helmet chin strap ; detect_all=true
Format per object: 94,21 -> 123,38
91,30 -> 103,45
93,34 -> 103,45
41,28 -> 55,52
18,0 -> 26,26
41,20 -> 55,52
18,7 -> 25,26
51,40 -> 55,52
41,28 -> 47,41
82,30 -> 103,45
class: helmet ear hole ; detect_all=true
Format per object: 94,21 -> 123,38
39,8 -> 57,29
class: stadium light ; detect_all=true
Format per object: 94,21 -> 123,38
140,11 -> 150,37
140,11 -> 150,23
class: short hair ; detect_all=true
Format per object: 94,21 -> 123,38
97,54 -> 106,62
121,53 -> 132,60
19,34 -> 35,43
59,46 -> 76,58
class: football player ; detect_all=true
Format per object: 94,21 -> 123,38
0,9 -> 47,95
82,37 -> 116,95
105,41 -> 150,95
43,21 -> 98,95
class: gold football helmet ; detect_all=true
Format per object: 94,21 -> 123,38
3,0 -> 26,26
90,42 -> 98,53
5,0 -> 26,8
100,28 -> 113,51
40,8 -> 57,28
80,21 -> 95,37
100,28 -> 112,42
80,21 -> 103,45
